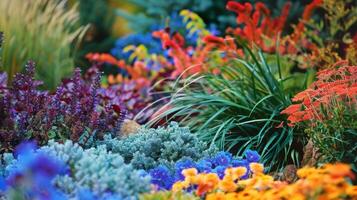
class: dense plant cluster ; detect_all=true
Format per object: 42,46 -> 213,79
282,62 -> 357,164
0,0 -> 356,199
148,150 -> 260,190
0,62 -> 125,152
101,122 -> 217,170
168,163 -> 357,199
1,140 -> 151,199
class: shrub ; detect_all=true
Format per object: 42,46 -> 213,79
148,150 -> 260,190
0,62 -> 125,152
170,163 -> 357,199
101,122 -> 217,170
281,62 -> 357,164
0,0 -> 87,90
149,46 -> 313,170
3,140 -> 151,199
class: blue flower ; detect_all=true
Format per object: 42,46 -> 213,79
196,159 -> 212,173
231,158 -> 249,168
245,150 -> 260,163
211,151 -> 232,168
174,158 -> 196,181
149,165 -> 174,190
213,166 -> 226,179
4,142 -> 67,200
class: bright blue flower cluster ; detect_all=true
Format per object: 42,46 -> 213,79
148,150 -> 260,190
0,142 -> 67,200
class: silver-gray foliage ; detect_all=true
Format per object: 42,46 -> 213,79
102,122 -> 217,170
6,140 -> 151,199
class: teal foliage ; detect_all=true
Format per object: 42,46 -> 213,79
4,140 -> 151,199
101,122 -> 218,170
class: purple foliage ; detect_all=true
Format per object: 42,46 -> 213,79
0,61 -> 126,152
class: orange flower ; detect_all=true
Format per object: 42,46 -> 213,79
219,176 -> 237,192
196,173 -> 220,196
249,163 -> 264,175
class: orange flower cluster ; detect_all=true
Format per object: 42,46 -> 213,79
86,53 -> 163,88
203,0 -> 323,61
226,1 -> 291,53
172,163 -> 357,200
281,61 -> 357,126
152,29 -> 222,78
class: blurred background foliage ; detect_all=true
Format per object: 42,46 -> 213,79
0,0 -> 314,90
0,0 -> 87,90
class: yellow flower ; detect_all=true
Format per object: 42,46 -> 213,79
169,163 -> 357,200
296,166 -> 318,178
219,176 -> 237,192
225,167 -> 248,180
172,180 -> 190,193
249,163 -> 264,175
182,168 -> 198,177
346,186 -> 357,197
206,192 -> 226,200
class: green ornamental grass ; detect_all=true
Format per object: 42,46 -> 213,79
0,0 -> 87,90
149,46 -> 315,170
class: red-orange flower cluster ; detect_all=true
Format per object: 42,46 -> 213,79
226,1 -> 291,53
281,61 -> 357,125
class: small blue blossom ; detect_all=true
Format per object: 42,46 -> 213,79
196,159 -> 212,173
245,150 -> 260,163
149,165 -> 174,190
213,166 -> 226,179
211,151 -> 232,167
174,159 -> 196,180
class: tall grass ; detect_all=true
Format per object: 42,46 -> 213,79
148,47 -> 315,170
0,0 -> 87,90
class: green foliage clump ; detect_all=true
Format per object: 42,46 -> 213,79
101,122 -> 217,170
21,140 -> 151,199
149,48 -> 314,171
0,0 -> 86,90
305,99 -> 357,166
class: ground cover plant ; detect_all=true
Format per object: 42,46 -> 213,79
0,0 -> 356,199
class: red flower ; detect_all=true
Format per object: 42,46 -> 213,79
281,63 -> 357,126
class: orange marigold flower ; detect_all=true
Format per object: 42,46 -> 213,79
219,176 -> 237,192
182,168 -> 198,177
250,163 -> 264,175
